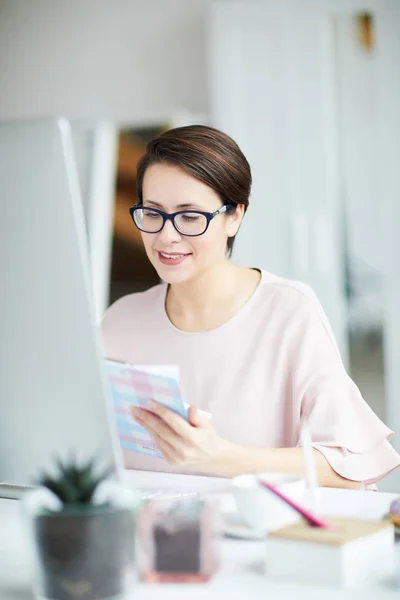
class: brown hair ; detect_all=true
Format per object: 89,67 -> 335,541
136,125 -> 252,257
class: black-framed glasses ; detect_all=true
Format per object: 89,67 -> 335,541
129,204 -> 233,237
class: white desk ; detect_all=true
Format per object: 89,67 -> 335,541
1,476 -> 400,600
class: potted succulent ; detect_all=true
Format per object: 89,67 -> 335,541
25,457 -> 136,600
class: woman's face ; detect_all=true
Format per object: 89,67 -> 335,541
140,163 -> 241,285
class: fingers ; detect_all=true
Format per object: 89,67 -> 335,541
188,405 -> 211,428
143,425 -> 181,464
146,401 -> 194,439
188,405 -> 198,425
135,414 -> 185,465
132,407 -> 183,447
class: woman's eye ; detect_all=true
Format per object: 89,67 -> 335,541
181,214 -> 200,222
144,211 -> 160,219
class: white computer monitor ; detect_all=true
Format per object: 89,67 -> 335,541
0,118 -> 123,492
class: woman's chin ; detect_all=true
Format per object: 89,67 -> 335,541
154,262 -> 194,285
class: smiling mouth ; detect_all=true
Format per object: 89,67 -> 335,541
158,251 -> 190,259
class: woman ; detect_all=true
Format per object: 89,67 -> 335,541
102,125 -> 400,489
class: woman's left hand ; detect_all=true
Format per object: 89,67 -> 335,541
132,401 -> 233,473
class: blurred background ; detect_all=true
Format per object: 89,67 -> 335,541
0,0 -> 399,489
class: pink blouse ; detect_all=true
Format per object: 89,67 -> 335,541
101,270 -> 400,485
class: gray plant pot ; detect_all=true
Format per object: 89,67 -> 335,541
32,505 -> 135,600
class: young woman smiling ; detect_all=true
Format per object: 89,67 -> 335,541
102,125 -> 400,489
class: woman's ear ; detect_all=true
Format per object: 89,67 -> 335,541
227,204 -> 245,237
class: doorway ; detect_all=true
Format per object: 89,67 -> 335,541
108,125 -> 168,305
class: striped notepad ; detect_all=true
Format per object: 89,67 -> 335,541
104,360 -> 187,459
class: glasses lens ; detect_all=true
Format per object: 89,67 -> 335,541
133,208 -> 163,232
175,212 -> 207,235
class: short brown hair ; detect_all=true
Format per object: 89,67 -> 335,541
136,125 -> 252,257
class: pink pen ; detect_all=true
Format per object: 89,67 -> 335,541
258,479 -> 335,531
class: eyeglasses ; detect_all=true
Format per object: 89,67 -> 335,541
129,204 -> 233,237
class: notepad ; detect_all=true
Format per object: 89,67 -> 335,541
104,360 -> 207,459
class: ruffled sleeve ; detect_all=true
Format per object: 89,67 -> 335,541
290,288 -> 400,487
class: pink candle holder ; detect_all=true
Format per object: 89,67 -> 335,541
137,497 -> 220,583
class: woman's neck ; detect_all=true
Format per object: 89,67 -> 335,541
165,262 -> 261,332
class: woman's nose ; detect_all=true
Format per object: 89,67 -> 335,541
157,219 -> 182,244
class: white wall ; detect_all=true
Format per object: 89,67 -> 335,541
0,0 -> 210,122
336,15 -> 383,275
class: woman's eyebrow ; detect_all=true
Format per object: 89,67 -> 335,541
143,200 -> 203,210
142,200 -> 163,208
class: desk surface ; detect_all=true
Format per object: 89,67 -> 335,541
1,473 -> 399,600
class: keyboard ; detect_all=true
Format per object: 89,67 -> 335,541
138,488 -> 201,501
0,483 -> 201,502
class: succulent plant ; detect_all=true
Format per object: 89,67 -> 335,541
35,456 -> 113,509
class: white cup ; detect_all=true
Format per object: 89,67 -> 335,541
232,472 -> 306,533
